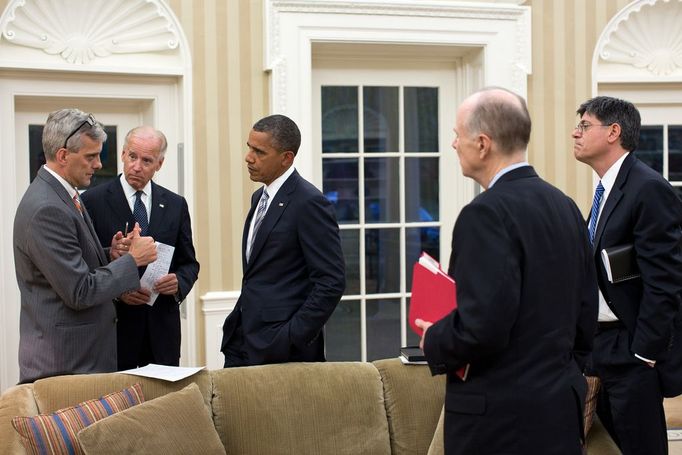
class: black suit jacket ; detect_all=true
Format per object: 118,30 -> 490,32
221,170 -> 345,365
424,166 -> 598,454
591,153 -> 682,397
81,177 -> 199,367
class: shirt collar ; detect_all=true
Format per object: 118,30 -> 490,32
43,165 -> 78,199
600,152 -> 629,195
488,161 -> 530,188
264,166 -> 295,200
120,173 -> 152,200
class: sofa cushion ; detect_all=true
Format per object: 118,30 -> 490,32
77,383 -> 225,455
11,383 -> 143,455
0,384 -> 38,455
373,358 -> 445,455
31,369 -> 211,414
211,362 -> 391,455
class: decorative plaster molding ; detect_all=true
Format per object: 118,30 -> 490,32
1,0 -> 179,64
598,0 -> 682,76
271,0 -> 526,20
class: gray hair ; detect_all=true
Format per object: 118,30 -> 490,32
124,126 -> 168,156
466,87 -> 531,154
42,108 -> 107,161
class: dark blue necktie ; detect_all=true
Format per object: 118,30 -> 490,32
133,190 -> 149,235
588,181 -> 604,245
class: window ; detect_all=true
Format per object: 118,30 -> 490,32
636,124 -> 682,199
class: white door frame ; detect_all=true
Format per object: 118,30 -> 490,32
0,0 -> 194,391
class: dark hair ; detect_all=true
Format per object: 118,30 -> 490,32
577,96 -> 640,151
252,114 -> 301,156
467,87 -> 531,153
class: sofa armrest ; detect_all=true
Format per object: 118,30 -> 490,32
585,416 -> 620,454
0,384 -> 38,455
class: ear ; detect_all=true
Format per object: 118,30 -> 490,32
606,123 -> 622,145
55,147 -> 69,165
156,155 -> 165,171
478,134 -> 493,159
281,150 -> 295,167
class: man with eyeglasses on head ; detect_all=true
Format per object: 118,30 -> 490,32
81,126 -> 199,370
573,96 -> 682,454
13,108 -> 158,383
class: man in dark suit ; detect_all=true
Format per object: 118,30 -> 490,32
573,96 -> 682,455
81,126 -> 199,369
220,114 -> 345,366
416,88 -> 598,454
13,109 -> 157,383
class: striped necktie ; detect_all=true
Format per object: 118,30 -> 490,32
247,189 -> 269,262
588,181 -> 605,245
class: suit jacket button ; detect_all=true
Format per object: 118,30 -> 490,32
114,317 -> 118,323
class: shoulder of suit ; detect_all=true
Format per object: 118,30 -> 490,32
151,181 -> 185,201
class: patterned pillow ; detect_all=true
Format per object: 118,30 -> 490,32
11,383 -> 144,455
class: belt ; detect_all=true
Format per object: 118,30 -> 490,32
597,321 -> 624,332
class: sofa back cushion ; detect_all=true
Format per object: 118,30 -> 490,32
0,384 -> 38,455
31,370 -> 212,414
211,362 -> 391,455
373,359 -> 446,455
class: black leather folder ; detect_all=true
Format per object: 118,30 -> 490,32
600,244 -> 640,283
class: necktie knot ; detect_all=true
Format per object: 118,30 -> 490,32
72,194 -> 83,213
588,181 -> 605,245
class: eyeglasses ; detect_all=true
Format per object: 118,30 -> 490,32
574,121 -> 613,135
63,114 -> 97,149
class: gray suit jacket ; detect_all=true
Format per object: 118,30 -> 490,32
13,167 -> 140,383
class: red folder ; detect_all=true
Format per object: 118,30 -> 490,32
408,252 -> 456,336
408,252 -> 469,381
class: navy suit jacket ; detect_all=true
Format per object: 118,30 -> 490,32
221,170 -> 345,365
81,177 -> 199,367
591,153 -> 682,397
424,167 -> 598,454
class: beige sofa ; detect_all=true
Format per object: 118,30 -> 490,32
0,359 -> 627,454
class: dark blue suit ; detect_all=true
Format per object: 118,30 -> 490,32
221,170 -> 345,365
424,166 -> 598,455
81,177 -> 199,368
589,153 -> 682,454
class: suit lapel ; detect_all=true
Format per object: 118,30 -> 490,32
245,171 -> 298,271
147,181 -> 167,235
593,154 -> 635,251
39,168 -> 107,265
242,190 -> 260,270
108,178 -> 135,223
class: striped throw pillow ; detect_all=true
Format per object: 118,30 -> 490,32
11,383 -> 144,455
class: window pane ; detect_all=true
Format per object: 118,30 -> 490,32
636,126 -> 663,174
323,158 -> 359,223
405,227 -> 440,290
29,125 -> 118,187
365,157 -> 400,222
366,298 -> 401,361
365,228 -> 400,294
405,297 -> 421,347
322,86 -> 358,153
669,126 -> 682,182
405,157 -> 439,222
673,187 -> 682,203
364,86 -> 399,153
325,300 -> 361,361
341,229 -> 360,295
404,87 -> 438,153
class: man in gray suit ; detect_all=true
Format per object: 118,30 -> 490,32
13,109 -> 157,383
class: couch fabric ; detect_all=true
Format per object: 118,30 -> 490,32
0,360 -> 635,455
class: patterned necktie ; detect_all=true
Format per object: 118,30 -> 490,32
133,190 -> 149,235
588,181 -> 605,245
247,189 -> 269,262
72,194 -> 83,215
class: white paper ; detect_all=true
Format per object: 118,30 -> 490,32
140,242 -> 175,306
120,363 -> 205,382
600,248 -> 614,283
